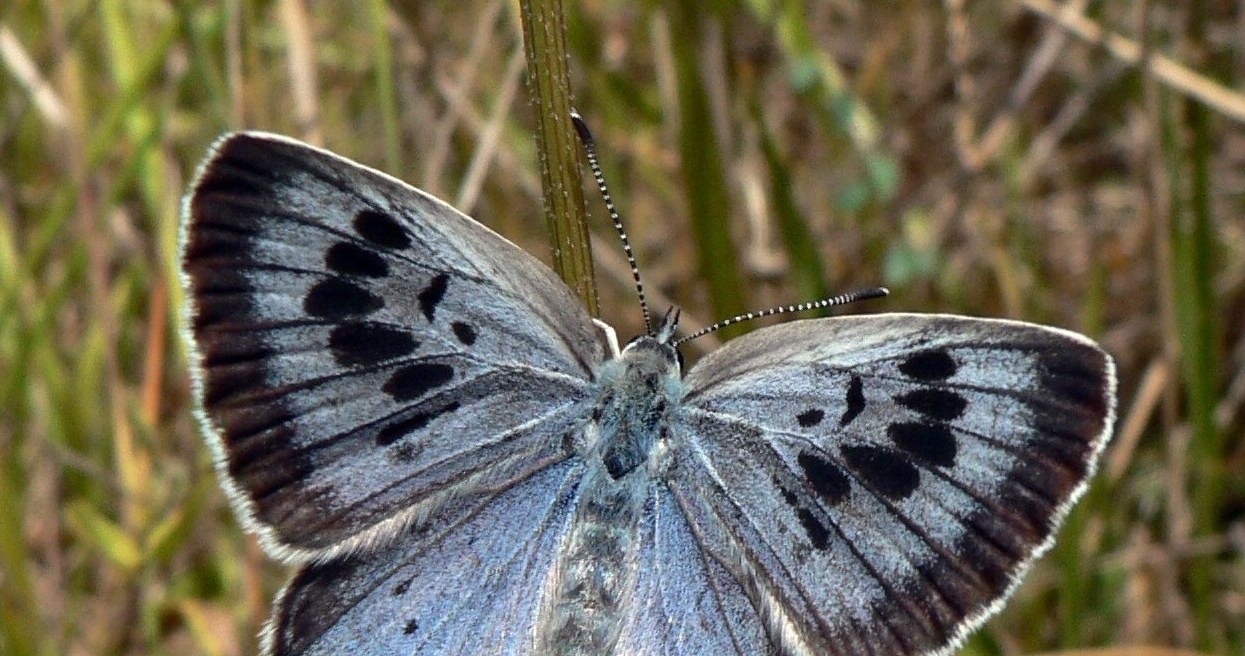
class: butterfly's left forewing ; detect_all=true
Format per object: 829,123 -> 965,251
669,314 -> 1115,656
181,133 -> 602,561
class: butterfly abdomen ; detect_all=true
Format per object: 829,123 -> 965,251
541,465 -> 647,655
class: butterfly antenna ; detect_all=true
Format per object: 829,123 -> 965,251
672,287 -> 890,347
571,110 -> 653,335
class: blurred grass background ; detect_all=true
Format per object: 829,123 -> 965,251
1,1 -> 1243,654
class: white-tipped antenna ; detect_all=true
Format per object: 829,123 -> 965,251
672,287 -> 890,347
570,110 -> 653,335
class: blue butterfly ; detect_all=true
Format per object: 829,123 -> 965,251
181,130 -> 1115,655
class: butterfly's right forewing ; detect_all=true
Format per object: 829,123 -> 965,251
181,133 -> 602,561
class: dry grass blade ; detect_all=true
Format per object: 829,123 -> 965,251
1020,0 -> 1245,123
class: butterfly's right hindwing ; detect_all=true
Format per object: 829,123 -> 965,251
671,314 -> 1116,656
612,489 -> 781,656
181,132 -> 601,561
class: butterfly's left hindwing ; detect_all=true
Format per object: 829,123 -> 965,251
181,132 -> 601,561
670,314 -> 1115,656
267,459 -> 585,655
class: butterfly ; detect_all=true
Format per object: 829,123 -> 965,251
180,129 -> 1116,656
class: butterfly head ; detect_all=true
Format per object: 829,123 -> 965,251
619,306 -> 683,376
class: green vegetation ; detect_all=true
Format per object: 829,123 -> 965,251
1,1 -> 1241,654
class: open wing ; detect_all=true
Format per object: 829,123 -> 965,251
670,314 -> 1115,655
181,133 -> 601,561
612,489 -> 780,656
266,459 -> 584,655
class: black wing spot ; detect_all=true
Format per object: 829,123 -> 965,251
325,241 -> 388,278
797,451 -> 851,506
888,422 -> 958,467
842,445 -> 920,501
451,321 -> 477,345
898,349 -> 957,381
393,577 -> 413,595
383,363 -> 454,402
797,408 -> 825,427
840,375 -> 866,425
894,388 -> 967,421
796,507 -> 830,549
304,278 -> 384,319
418,274 -> 449,322
403,618 -> 419,635
329,323 -> 417,367
354,208 -> 412,249
376,402 -> 461,446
